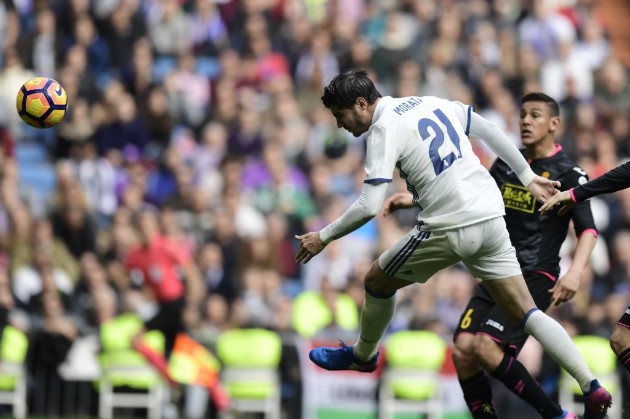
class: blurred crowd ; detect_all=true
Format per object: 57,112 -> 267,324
0,0 -> 628,415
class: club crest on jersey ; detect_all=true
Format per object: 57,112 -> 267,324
501,183 -> 536,213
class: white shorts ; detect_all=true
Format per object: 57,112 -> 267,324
378,216 -> 522,282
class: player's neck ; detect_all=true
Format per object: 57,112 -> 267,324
525,138 -> 557,160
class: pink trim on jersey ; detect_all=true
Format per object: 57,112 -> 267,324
526,144 -> 563,164
620,349 -> 630,365
578,228 -> 598,238
535,270 -> 558,282
569,188 -> 577,203
477,332 -> 502,345
549,144 -> 562,157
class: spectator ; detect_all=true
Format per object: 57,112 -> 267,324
189,0 -> 229,56
18,8 -> 59,77
147,0 -> 190,57
104,1 -> 147,70
65,14 -> 110,78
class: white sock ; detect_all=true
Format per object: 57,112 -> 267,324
524,309 -> 594,392
353,292 -> 396,362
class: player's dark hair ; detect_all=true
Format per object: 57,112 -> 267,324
521,92 -> 560,117
321,70 -> 382,109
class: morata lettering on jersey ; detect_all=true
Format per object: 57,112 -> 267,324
393,97 -> 422,115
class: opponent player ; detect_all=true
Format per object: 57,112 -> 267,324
450,92 -> 596,419
541,161 -> 630,378
294,71 -> 612,418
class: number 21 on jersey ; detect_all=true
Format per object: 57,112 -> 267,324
418,109 -> 463,175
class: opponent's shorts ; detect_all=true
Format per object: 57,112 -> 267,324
378,216 -> 522,283
453,271 -> 556,357
617,306 -> 630,328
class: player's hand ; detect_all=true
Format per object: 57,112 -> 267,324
294,232 -> 326,264
549,270 -> 580,306
539,190 -> 575,215
383,192 -> 415,217
527,175 -> 561,203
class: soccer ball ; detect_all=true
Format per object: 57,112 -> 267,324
16,77 -> 68,128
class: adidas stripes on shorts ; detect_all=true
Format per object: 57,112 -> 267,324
378,216 -> 522,282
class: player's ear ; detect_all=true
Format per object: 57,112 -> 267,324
356,97 -> 368,110
549,115 -> 560,133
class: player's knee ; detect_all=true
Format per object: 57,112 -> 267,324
364,263 -> 400,297
473,334 -> 503,369
452,337 -> 477,370
610,325 -> 630,355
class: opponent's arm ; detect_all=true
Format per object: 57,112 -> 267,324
549,169 -> 598,306
540,161 -> 630,214
382,192 -> 415,217
550,231 -> 596,306
468,112 -> 559,201
295,182 -> 389,263
572,161 -> 630,202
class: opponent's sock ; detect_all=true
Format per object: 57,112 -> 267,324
523,309 -> 594,393
492,353 -> 563,418
616,347 -> 630,375
459,371 -> 497,418
353,289 -> 396,362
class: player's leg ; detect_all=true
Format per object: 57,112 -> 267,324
351,260 -> 411,361
609,307 -> 630,374
475,274 -> 569,417
308,261 -> 412,371
473,334 -> 572,419
133,324 -> 177,386
452,287 -> 497,418
463,218 -> 612,418
309,227 -> 458,371
473,276 -> 567,419
133,298 -> 186,386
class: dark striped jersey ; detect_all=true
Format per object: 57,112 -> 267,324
490,147 -> 597,278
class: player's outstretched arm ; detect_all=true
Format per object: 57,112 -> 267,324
539,190 -> 574,215
541,161 -> 630,214
526,176 -> 561,203
294,182 -> 389,264
295,232 -> 325,264
382,192 -> 414,217
549,229 -> 596,305
468,112 -> 560,201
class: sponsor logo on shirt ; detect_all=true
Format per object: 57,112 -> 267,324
501,183 -> 536,213
485,319 -> 504,332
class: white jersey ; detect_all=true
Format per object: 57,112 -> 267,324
366,96 -> 505,230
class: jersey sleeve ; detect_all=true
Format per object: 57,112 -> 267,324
573,161 -> 630,202
364,123 -> 396,185
562,167 -> 597,236
450,101 -> 473,135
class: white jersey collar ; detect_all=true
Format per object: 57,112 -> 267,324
372,96 -> 392,124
